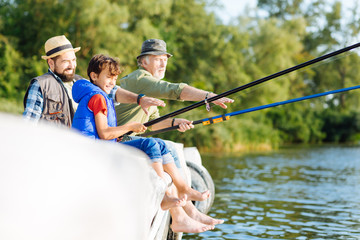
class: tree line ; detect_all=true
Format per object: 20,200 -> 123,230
1,0 -> 360,152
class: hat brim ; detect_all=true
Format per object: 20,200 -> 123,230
136,51 -> 172,59
41,47 -> 81,60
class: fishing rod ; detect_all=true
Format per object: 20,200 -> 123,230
123,42 -> 360,136
139,85 -> 360,137
142,42 -> 360,127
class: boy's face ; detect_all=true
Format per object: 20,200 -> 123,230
91,67 -> 117,94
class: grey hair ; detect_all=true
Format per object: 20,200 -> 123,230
137,55 -> 150,67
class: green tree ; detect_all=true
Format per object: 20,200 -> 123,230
266,103 -> 325,143
240,17 -> 307,108
257,0 -> 306,20
0,35 -> 24,99
0,0 -> 359,150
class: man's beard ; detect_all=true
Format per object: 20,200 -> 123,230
54,67 -> 75,82
153,71 -> 165,80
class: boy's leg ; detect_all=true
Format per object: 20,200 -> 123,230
164,141 -> 182,169
160,185 -> 187,210
152,138 -> 171,156
121,138 -> 163,163
124,136 -> 182,169
151,162 -> 165,178
147,138 -> 210,201
163,162 -> 210,202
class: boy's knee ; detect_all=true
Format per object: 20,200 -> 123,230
142,138 -> 158,149
154,138 -> 167,147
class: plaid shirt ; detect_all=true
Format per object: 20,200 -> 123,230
23,69 -> 119,122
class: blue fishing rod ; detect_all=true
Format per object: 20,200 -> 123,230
140,85 -> 360,137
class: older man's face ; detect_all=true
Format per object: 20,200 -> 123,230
49,50 -> 77,82
143,54 -> 168,80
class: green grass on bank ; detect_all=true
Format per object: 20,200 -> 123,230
0,98 -> 23,115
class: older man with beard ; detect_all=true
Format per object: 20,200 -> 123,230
23,35 -> 164,127
116,39 -> 234,133
116,39 -> 232,232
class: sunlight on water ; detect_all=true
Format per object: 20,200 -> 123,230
184,145 -> 360,240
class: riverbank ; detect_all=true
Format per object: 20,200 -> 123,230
198,142 -> 273,154
0,98 -> 23,114
199,142 -> 360,157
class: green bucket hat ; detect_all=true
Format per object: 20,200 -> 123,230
137,39 -> 173,59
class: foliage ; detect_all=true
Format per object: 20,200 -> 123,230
266,103 -> 326,143
0,36 -> 24,99
0,0 -> 360,152
320,109 -> 360,142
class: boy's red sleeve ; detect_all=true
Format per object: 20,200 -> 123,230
88,94 -> 108,116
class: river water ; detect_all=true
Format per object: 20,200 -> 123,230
183,145 -> 360,240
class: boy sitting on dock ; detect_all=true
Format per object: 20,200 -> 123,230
71,54 -> 214,232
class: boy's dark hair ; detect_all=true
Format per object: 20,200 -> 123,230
87,54 -> 121,83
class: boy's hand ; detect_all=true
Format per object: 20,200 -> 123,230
130,122 -> 147,133
139,96 -> 166,115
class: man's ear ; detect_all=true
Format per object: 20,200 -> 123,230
48,59 -> 55,71
90,72 -> 97,82
141,57 -> 148,67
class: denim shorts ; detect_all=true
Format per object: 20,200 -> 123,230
122,135 -> 181,168
121,137 -> 174,164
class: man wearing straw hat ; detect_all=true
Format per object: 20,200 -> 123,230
23,35 -> 164,127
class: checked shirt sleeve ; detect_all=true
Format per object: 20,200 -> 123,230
23,80 -> 43,122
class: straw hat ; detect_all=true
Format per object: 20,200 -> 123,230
41,35 -> 80,60
137,39 -> 172,59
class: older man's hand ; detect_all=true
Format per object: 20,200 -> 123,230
210,93 -> 234,109
139,96 -> 166,115
173,118 -> 194,132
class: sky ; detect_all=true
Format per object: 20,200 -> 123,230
216,0 -> 357,25
216,0 -> 256,24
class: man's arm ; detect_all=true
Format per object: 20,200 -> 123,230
179,85 -> 234,109
23,80 -> 43,122
114,87 -> 166,115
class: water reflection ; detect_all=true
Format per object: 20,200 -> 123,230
184,145 -> 360,240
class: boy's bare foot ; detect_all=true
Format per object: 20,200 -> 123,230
170,209 -> 215,233
161,193 -> 187,210
183,201 -> 224,225
178,188 -> 210,202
